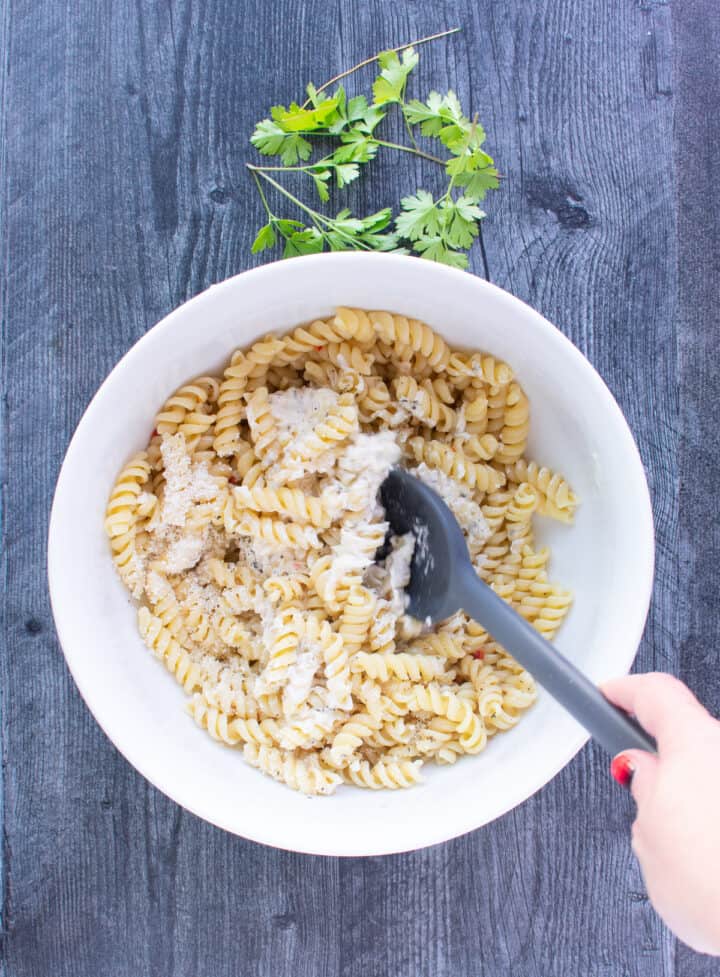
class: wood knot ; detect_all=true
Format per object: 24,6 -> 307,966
525,176 -> 592,229
272,912 -> 297,930
209,187 -> 233,204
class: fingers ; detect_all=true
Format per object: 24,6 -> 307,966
602,673 -> 708,751
612,749 -> 659,806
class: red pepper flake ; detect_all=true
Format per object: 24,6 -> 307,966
472,649 -> 485,660
228,475 -> 239,485
151,427 -> 159,438
314,345 -> 325,351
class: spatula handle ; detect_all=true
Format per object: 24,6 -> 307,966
458,572 -> 656,757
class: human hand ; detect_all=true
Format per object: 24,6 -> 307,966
602,673 -> 720,955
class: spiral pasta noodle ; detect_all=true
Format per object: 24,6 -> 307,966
106,307 -> 576,794
406,437 -> 505,493
233,484 -> 333,529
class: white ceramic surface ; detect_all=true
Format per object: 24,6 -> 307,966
48,253 -> 654,856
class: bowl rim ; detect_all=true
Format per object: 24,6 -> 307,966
48,252 -> 655,855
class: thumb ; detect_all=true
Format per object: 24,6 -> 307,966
602,673 -> 706,753
611,749 -> 659,806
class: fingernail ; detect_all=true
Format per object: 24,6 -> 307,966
610,754 -> 635,788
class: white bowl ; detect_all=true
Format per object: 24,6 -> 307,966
48,253 -> 654,856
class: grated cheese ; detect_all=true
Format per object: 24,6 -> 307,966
159,434 -> 218,528
163,530 -> 207,574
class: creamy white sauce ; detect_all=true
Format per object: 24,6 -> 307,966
269,386 -> 339,443
282,644 -> 320,714
338,431 -> 401,511
412,462 -> 491,552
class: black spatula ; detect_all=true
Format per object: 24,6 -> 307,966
380,468 -> 656,758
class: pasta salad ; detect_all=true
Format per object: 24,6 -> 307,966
105,308 -> 577,794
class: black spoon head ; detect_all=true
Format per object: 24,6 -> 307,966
380,468 -> 473,623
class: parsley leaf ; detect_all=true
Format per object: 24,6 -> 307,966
334,163 -> 360,189
332,131 -> 379,164
405,92 -> 500,200
346,95 -> 386,133
251,223 -> 277,254
404,90 -> 469,151
251,96 -> 342,164
447,151 -> 500,200
395,191 -> 442,241
270,97 -> 340,132
274,219 -> 305,235
366,233 -> 407,253
250,119 -> 313,165
394,193 -> 484,268
356,208 -> 393,232
412,237 -> 469,269
283,227 -> 324,257
305,161 -> 361,199
442,196 -> 484,249
327,90 -> 386,135
304,82 -> 328,108
372,48 -> 419,105
309,168 -> 331,201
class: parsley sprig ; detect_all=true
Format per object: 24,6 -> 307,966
247,28 -> 499,269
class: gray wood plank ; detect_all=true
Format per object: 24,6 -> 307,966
0,2 -> 341,976
0,0 -> 710,974
339,3 -> 678,976
470,1 -> 681,972
674,0 -> 720,974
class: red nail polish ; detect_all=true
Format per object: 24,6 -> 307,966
610,754 -> 634,788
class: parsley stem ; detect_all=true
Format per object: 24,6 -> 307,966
249,164 -> 319,173
372,139 -> 445,166
250,170 -> 275,220
250,171 -> 297,245
248,167 -> 374,251
397,79 -> 420,153
302,27 -> 461,108
250,169 -> 321,223
403,111 -> 420,153
250,137 -> 443,173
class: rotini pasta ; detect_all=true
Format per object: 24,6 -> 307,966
343,758 -> 423,789
245,386 -> 278,463
406,437 -> 506,494
186,693 -> 244,745
351,651 -> 447,683
233,484 -> 333,528
392,375 -> 457,432
155,377 -> 219,438
106,308 -> 576,795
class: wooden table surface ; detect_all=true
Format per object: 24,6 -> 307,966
2,1 -> 719,974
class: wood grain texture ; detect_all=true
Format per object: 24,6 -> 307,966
0,0 -> 716,975
674,0 -> 720,974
